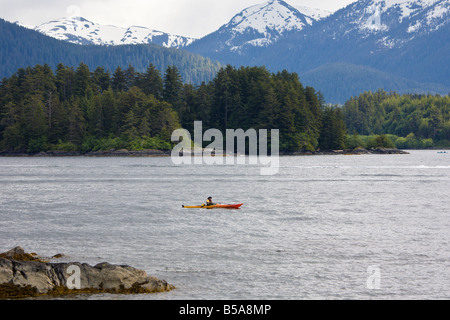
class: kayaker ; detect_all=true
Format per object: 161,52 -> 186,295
206,197 -> 215,206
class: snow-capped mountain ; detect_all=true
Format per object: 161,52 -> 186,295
211,0 -> 318,51
224,0 -> 314,34
187,0 -> 322,61
185,0 -> 449,103
34,16 -> 196,48
234,0 -> 450,68
31,1 -> 328,52
255,0 -> 450,102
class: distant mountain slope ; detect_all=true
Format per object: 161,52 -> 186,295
265,0 -> 450,85
300,63 -> 449,104
0,18 -> 221,84
185,0 -> 450,103
34,16 -> 196,48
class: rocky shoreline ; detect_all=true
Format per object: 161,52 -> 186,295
0,247 -> 175,299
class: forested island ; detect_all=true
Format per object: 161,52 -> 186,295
0,63 -> 449,155
343,90 -> 450,149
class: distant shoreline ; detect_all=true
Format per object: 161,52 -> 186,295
281,148 -> 411,155
0,147 -> 417,157
0,149 -> 170,157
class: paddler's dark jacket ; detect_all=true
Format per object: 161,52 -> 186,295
206,199 -> 215,206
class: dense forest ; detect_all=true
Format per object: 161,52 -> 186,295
0,18 -> 222,84
2,62 -> 449,155
0,63 -> 348,154
343,90 -> 450,148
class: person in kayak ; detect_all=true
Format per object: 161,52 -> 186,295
206,197 -> 216,206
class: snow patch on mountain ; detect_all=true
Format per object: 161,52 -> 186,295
294,5 -> 332,20
356,0 -> 449,33
408,0 -> 450,32
34,16 -> 196,48
328,0 -> 449,51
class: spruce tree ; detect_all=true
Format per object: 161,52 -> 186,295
139,63 -> 163,100
73,63 -> 91,98
163,66 -> 183,110
112,66 -> 127,92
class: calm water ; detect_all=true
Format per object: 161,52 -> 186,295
1,150 -> 449,300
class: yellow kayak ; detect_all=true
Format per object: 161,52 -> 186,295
182,203 -> 243,209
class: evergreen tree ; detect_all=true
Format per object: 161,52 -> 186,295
139,109 -> 151,137
1,102 -> 25,151
319,106 -> 347,150
86,95 -> 104,137
138,63 -> 163,100
24,94 -> 48,152
55,63 -> 74,102
122,109 -> 139,140
195,82 -> 213,128
66,99 -> 86,147
163,66 -> 183,110
73,63 -> 92,98
101,87 -> 118,135
92,66 -> 111,93
212,65 -> 241,131
125,65 -> 138,90
112,66 -> 127,92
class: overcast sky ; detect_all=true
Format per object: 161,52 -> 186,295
0,0 -> 356,38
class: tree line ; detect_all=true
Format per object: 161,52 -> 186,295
0,63 -> 350,153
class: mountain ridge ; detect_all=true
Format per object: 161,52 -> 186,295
0,18 -> 222,84
33,16 -> 196,48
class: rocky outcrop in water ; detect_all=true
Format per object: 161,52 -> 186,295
0,247 -> 174,298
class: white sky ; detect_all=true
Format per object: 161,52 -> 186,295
0,0 -> 357,38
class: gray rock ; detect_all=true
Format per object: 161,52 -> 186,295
0,247 -> 174,297
2,246 -> 25,259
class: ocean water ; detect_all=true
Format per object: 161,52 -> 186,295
0,150 -> 449,300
